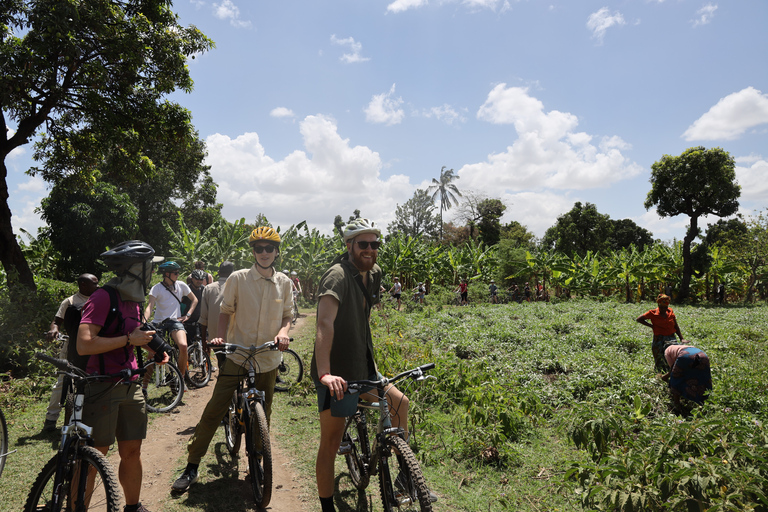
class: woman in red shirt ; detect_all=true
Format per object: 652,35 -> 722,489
636,294 -> 684,371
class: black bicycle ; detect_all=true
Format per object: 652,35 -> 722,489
218,341 -> 279,508
341,363 -> 436,511
141,324 -> 185,413
25,353 -> 151,511
0,407 -> 8,479
273,348 -> 303,392
184,323 -> 212,388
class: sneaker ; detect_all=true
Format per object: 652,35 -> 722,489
125,502 -> 151,512
43,419 -> 57,432
172,469 -> 199,491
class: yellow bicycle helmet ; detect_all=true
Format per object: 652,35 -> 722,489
249,226 -> 281,247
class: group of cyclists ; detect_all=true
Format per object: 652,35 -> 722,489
39,219 -> 427,512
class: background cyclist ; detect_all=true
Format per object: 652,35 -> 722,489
144,261 -> 198,387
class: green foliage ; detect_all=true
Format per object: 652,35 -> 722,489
477,198 -> 506,247
387,188 -> 440,240
542,202 -> 613,257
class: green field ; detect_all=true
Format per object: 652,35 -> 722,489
2,300 -> 767,511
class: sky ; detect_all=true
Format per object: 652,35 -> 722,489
6,0 -> 768,243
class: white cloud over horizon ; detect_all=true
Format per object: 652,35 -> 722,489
365,84 -> 405,125
683,87 -> 768,141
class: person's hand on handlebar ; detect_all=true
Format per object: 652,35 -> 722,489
319,373 -> 347,398
274,333 -> 290,351
209,337 -> 226,346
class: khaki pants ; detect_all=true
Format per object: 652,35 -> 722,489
187,358 -> 277,464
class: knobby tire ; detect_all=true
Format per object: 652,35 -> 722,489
223,393 -> 241,456
343,411 -> 371,490
143,361 -> 184,413
274,349 -> 304,392
247,401 -> 272,508
186,343 -> 211,388
25,445 -> 122,512
0,409 -> 7,479
379,436 -> 432,512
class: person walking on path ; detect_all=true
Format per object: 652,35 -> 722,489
171,227 -> 292,492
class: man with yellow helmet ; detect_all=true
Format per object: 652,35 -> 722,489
172,226 -> 293,492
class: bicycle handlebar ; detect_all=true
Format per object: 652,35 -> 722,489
212,338 -> 294,355
347,362 -> 436,393
35,352 -> 149,381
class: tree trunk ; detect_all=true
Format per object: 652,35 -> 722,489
1,160 -> 37,292
678,216 -> 699,302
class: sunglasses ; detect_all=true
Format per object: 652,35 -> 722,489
354,241 -> 381,250
253,245 -> 277,254
170,271 -> 180,275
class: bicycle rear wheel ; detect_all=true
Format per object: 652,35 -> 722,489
273,348 -> 303,392
246,401 -> 272,508
223,393 -> 241,456
142,361 -> 184,413
343,411 -> 370,489
25,445 -> 121,512
186,342 -> 211,388
379,436 -> 432,512
0,409 -> 7,479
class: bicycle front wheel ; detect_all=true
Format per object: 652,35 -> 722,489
223,393 -> 241,456
246,401 -> 272,508
343,411 -> 370,490
379,436 -> 432,512
142,361 -> 184,413
273,349 -> 303,392
0,409 -> 7,479
25,445 -> 121,512
186,343 -> 211,388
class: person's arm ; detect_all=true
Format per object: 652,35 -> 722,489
275,315 -> 291,351
315,295 -> 346,397
77,323 -> 155,355
144,295 -> 156,322
46,316 -> 64,341
636,313 -> 652,329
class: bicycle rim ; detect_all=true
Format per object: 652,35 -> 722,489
343,413 -> 370,490
0,410 -> 7,479
25,446 -> 122,512
186,343 -> 211,388
223,393 -> 241,456
247,401 -> 272,508
379,436 -> 432,512
142,362 -> 184,413
273,349 -> 303,392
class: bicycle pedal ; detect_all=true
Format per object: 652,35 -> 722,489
337,441 -> 353,455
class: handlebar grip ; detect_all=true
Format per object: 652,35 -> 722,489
35,352 -> 74,372
420,363 -> 436,371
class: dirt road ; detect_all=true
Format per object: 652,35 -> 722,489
110,317 -> 312,512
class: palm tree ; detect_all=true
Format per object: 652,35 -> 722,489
427,166 -> 462,240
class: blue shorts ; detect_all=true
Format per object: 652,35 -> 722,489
160,318 -> 185,333
316,373 -> 377,418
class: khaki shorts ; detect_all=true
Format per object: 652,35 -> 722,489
81,381 -> 147,447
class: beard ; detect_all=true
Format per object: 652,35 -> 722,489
350,247 -> 377,272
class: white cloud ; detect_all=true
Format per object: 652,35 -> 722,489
586,7 -> 626,44
270,107 -> 295,119
462,83 -> 642,195
9,176 -> 48,235
692,3 -> 717,27
365,84 -> 405,126
419,104 -> 467,125
387,0 -> 429,14
204,116 -> 414,233
735,157 -> 768,202
683,87 -> 768,141
330,35 -> 370,64
213,0 -> 251,29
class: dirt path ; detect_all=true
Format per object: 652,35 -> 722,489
110,317 -> 312,512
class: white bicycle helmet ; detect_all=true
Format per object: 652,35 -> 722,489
343,218 -> 381,243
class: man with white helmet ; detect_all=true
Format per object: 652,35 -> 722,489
310,219 -> 436,511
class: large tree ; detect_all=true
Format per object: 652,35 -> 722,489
387,189 -> 439,240
427,166 -> 462,240
1,0 -> 213,290
608,218 -> 654,252
541,202 -> 613,257
476,198 -> 506,247
645,146 -> 740,301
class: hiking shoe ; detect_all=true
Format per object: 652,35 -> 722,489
43,420 -> 57,432
124,502 -> 151,512
172,469 -> 199,491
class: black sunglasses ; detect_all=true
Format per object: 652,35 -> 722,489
355,241 -> 381,250
253,245 -> 277,254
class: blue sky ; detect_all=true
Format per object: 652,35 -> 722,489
6,0 -> 768,242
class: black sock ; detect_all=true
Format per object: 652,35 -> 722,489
319,495 -> 335,512
124,503 -> 141,512
185,462 -> 199,474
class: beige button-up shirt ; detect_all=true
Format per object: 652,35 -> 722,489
219,265 -> 293,371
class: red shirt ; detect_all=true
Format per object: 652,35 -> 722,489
640,307 -> 677,336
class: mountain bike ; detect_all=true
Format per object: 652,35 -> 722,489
184,322 -> 212,388
291,291 -> 300,325
218,341 -> 279,508
0,407 -> 8,479
141,324 -> 184,413
340,363 -> 436,511
25,352 -> 151,511
273,347 -> 303,392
